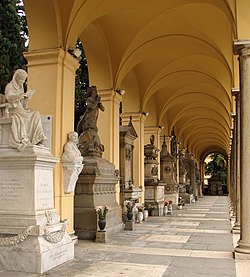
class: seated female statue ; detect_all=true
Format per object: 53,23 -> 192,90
4,69 -> 47,151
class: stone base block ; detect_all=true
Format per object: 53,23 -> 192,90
235,252 -> 250,260
0,234 -> 74,274
232,228 -> 240,234
164,192 -> 179,205
95,230 -> 108,243
75,205 -> 123,240
235,241 -> 250,255
125,221 -> 135,231
179,193 -> 194,204
232,222 -> 241,234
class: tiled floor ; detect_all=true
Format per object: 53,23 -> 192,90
0,195 -> 246,276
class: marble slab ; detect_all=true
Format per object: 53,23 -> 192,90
138,234 -> 190,243
75,261 -> 167,277
178,214 -> 206,217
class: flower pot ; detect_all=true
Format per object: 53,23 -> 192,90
138,211 -> 143,223
134,207 -> 139,222
168,204 -> 173,215
127,211 -> 133,221
143,210 -> 148,221
163,206 -> 168,216
98,217 -> 106,231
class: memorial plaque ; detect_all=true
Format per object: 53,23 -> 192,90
0,170 -> 32,211
145,188 -> 154,200
35,169 -> 54,210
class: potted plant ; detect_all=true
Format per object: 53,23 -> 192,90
163,201 -> 168,216
167,200 -> 173,214
136,203 -> 144,223
95,205 -> 109,231
178,197 -> 185,209
145,203 -> 157,216
125,200 -> 135,221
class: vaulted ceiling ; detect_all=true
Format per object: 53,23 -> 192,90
24,0 -> 238,160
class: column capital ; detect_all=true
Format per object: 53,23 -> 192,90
97,89 -> 122,104
121,112 -> 148,123
24,47 -> 79,72
234,40 -> 250,56
144,125 -> 163,134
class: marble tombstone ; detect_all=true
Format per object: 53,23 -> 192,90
0,69 -> 74,273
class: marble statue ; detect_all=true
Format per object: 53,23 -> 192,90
62,131 -> 83,193
3,69 -> 47,151
62,131 -> 83,163
0,94 -> 11,117
77,85 -> 105,157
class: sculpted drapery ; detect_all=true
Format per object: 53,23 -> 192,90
4,69 -> 46,151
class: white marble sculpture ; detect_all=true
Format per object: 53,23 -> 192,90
3,69 -> 47,151
62,131 -> 83,193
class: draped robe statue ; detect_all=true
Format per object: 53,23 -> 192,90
4,69 -> 47,151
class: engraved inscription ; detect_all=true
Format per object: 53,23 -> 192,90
0,171 -> 33,210
0,178 -> 24,202
145,188 -> 154,200
51,249 -> 68,261
36,182 -> 53,209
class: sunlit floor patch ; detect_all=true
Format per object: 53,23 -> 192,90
75,261 -> 168,277
138,234 -> 190,243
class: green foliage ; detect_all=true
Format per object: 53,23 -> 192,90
205,153 -> 227,184
0,0 -> 27,92
74,39 -> 89,130
95,206 -> 109,219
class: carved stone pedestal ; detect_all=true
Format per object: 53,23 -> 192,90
0,145 -> 74,274
144,137 -> 164,216
74,157 -> 122,240
160,136 -> 179,205
125,221 -> 135,231
144,181 -> 165,216
124,186 -> 142,201
95,230 -> 108,243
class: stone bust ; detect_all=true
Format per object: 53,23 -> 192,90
62,131 -> 83,163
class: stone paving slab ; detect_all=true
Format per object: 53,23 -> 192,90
0,196 -> 237,277
74,261 -> 167,277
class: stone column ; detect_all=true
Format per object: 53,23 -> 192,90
121,112 -> 147,202
231,113 -> 237,219
200,161 -> 205,194
24,48 -> 79,236
234,40 -> 250,254
232,89 -> 241,233
98,89 -> 122,169
98,90 -> 122,203
176,143 -> 181,183
197,160 -> 203,198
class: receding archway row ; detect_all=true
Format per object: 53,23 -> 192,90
21,0 -> 237,234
